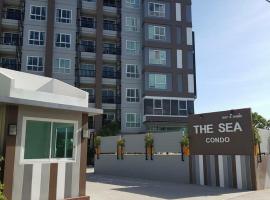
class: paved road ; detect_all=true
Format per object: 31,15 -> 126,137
86,172 -> 270,200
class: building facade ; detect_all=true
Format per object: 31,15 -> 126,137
0,0 -> 196,134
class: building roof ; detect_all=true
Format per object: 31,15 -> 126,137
0,68 -> 103,115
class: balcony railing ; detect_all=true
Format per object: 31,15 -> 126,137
103,22 -> 120,31
80,44 -> 96,53
0,63 -> 19,70
80,19 -> 96,29
102,70 -> 120,79
102,95 -> 121,104
79,69 -> 96,77
2,10 -> 22,20
103,46 -> 121,55
0,37 -> 21,46
103,0 -> 120,8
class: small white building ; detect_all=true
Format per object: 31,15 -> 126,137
0,68 -> 102,200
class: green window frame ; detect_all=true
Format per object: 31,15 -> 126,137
22,117 -> 77,163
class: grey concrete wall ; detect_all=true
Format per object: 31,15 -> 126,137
95,155 -> 190,184
121,0 -> 145,134
22,0 -> 77,85
259,129 -> 270,154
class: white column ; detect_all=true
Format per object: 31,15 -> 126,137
235,155 -> 243,189
57,163 -> 66,200
199,155 -> 204,185
186,27 -> 193,45
31,163 -> 42,200
218,155 -> 225,187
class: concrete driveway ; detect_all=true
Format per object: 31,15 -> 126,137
86,170 -> 270,200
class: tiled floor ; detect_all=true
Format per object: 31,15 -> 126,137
86,170 -> 270,200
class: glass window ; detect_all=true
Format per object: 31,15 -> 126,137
148,2 -> 165,17
56,9 -> 72,23
3,32 -> 19,45
126,0 -> 139,8
54,58 -> 71,73
144,99 -> 154,115
154,99 -> 163,115
126,64 -> 139,78
149,49 -> 166,65
51,123 -> 74,158
80,64 -> 95,77
104,113 -> 115,122
126,113 -> 140,128
126,88 -> 139,102
56,33 -> 71,48
163,99 -> 170,115
149,74 -> 167,89
126,40 -> 138,55
171,100 -> 179,115
187,51 -> 194,69
24,119 -> 75,161
148,25 -> 166,40
179,101 -> 187,116
30,5 -> 46,20
27,56 -> 44,72
29,31 -> 45,46
125,17 -> 138,32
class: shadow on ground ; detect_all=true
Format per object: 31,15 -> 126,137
87,172 -> 247,199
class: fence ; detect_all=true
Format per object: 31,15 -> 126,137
95,132 -> 191,183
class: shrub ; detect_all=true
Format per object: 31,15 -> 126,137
144,133 -> 154,148
0,156 -> 5,200
181,134 -> 189,147
253,126 -> 261,145
117,138 -> 125,147
94,136 -> 101,149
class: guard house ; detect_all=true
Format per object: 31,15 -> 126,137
0,68 -> 103,200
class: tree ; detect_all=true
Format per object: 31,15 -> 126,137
252,112 -> 269,129
97,121 -> 120,136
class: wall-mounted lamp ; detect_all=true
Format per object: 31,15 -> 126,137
8,124 -> 17,136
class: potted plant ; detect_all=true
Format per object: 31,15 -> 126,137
181,134 -> 190,156
117,137 -> 125,160
94,136 -> 101,159
253,126 -> 261,156
144,133 -> 154,160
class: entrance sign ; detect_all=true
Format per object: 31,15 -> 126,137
188,108 -> 254,155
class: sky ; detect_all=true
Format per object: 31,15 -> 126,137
192,0 -> 270,119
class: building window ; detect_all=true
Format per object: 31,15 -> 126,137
30,5 -> 46,20
126,40 -> 138,55
1,57 -> 17,69
56,9 -> 72,23
104,112 -> 115,122
125,17 -> 138,32
149,49 -> 166,65
126,0 -> 139,8
144,99 -> 193,117
56,33 -> 71,48
149,74 -> 167,89
126,113 -> 140,128
3,32 -> 19,45
54,58 -> 71,73
80,64 -> 95,77
29,31 -> 45,46
126,64 -> 139,78
148,2 -> 165,17
148,25 -> 166,40
23,118 -> 77,161
179,101 -> 187,116
126,88 -> 139,102
27,56 -> 44,72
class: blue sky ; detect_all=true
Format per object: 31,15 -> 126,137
192,0 -> 270,119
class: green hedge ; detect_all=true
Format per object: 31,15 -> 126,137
0,156 -> 5,200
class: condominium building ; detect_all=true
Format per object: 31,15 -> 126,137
0,0 -> 196,134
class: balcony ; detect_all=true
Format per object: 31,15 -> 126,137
1,10 -> 21,29
80,69 -> 96,77
80,44 -> 96,60
80,18 -> 96,36
88,95 -> 95,103
102,69 -> 120,79
0,37 -> 21,54
82,0 -> 97,13
102,95 -> 121,104
0,59 -> 18,70
103,21 -> 119,38
103,0 -> 120,15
